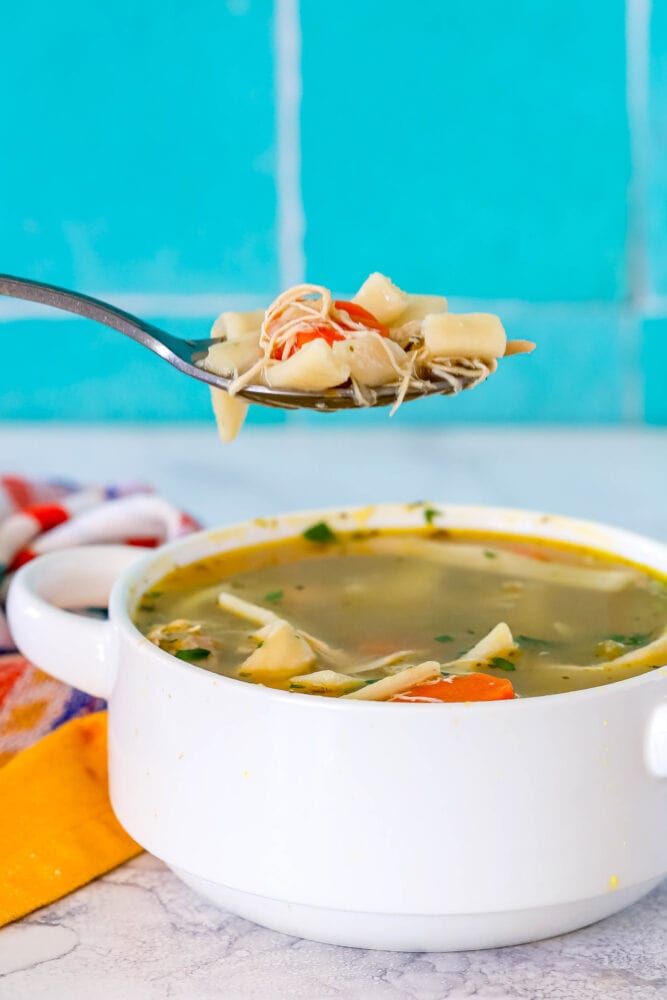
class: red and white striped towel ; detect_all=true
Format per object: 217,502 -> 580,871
0,475 -> 200,759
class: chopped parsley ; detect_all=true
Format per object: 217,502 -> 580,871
434,634 -> 454,643
423,507 -> 440,525
483,550 -> 498,559
490,656 -> 516,672
303,521 -> 337,543
517,635 -> 555,651
608,633 -> 651,647
264,590 -> 284,602
175,647 -> 211,663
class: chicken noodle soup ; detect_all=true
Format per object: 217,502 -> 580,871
200,273 -> 535,441
134,524 -> 667,701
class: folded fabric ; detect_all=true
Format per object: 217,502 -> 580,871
0,712 -> 141,925
0,474 -> 200,925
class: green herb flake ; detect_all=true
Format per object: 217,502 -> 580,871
608,633 -> 651,647
303,521 -> 337,543
423,507 -> 440,525
175,647 -> 211,663
483,550 -> 498,559
434,634 -> 454,643
290,683 -> 305,690
264,590 -> 284,602
138,603 -> 156,612
490,656 -> 516,672
517,635 -> 555,651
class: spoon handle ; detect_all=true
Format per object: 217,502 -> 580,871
0,273 -> 182,354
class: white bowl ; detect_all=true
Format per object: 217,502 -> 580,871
7,503 -> 667,951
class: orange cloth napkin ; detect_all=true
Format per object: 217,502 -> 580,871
0,711 -> 141,926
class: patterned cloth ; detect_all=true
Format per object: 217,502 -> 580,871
0,475 -> 200,766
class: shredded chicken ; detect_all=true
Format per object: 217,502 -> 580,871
146,619 -> 218,655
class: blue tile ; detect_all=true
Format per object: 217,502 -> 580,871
0,318 -> 209,420
301,0 -> 629,302
0,315 -> 285,423
648,3 -> 667,296
0,1 -> 277,294
643,318 -> 667,423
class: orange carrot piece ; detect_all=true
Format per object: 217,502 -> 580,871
292,325 -> 346,353
333,300 -> 390,336
391,673 -> 515,703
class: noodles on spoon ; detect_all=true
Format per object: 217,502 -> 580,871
199,273 -> 535,441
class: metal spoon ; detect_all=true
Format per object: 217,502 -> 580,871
0,274 -> 475,411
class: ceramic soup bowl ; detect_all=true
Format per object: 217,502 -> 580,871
7,503 -> 667,951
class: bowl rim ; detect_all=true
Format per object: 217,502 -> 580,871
109,501 -> 667,711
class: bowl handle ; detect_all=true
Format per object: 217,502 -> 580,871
6,545 -> 145,698
645,701 -> 667,779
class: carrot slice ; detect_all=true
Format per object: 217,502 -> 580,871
334,300 -> 390,336
391,673 -> 515,703
293,325 -> 346,351
274,324 -> 345,359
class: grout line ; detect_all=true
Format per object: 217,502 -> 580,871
641,293 -> 667,316
625,0 -> 652,305
274,0 -> 305,288
0,297 -> 645,322
0,293 -> 268,322
619,312 -> 645,422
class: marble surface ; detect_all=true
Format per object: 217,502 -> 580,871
1,424 -> 666,541
1,424 -> 666,1000
1,855 -> 666,1000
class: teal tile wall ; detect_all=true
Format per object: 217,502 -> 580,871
0,0 -> 665,424
0,1 -> 277,293
301,1 -> 629,302
649,0 -> 667,297
0,315 -> 285,424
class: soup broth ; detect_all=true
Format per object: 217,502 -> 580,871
134,528 -> 667,701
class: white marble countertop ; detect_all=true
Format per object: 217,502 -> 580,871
1,424 -> 666,999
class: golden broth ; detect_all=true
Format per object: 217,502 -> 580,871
133,529 -> 667,699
